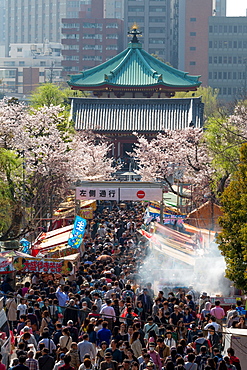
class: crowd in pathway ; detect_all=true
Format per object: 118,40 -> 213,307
1,204 -> 244,370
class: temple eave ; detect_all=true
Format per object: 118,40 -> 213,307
69,84 -> 200,92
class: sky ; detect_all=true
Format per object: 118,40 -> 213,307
226,0 -> 246,16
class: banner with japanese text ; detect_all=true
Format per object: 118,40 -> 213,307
13,257 -> 63,274
67,215 -> 87,248
76,187 -> 118,201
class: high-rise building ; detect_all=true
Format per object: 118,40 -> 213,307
213,0 -> 226,16
178,0 -> 213,86
0,0 -> 6,53
123,0 -> 179,68
104,0 -> 124,19
4,0 -> 84,57
208,16 -> 247,101
61,1 -> 124,74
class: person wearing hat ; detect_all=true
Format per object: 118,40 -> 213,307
148,342 -> 162,370
100,353 -> 118,370
67,320 -> 79,343
199,292 -> 208,311
143,317 -> 159,341
63,299 -> 79,326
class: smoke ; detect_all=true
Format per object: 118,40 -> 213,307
138,232 -> 231,297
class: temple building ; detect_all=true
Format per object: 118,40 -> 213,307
68,26 -> 204,160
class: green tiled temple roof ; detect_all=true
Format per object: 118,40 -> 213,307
68,42 -> 201,91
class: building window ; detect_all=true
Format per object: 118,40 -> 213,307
228,40 -> 232,48
190,18 -> 196,21
223,72 -> 227,79
224,25 -> 227,33
233,72 -> 237,79
233,56 -> 237,64
219,41 -> 222,48
238,56 -> 242,64
223,87 -> 227,95
214,56 -> 217,63
228,25 -> 232,33
17,48 -> 22,52
19,61 -> 25,66
190,47 -> 196,51
106,23 -> 118,28
228,88 -> 232,95
128,6 -> 145,12
234,25 -> 238,33
228,56 -> 232,64
209,41 -> 212,48
214,41 -> 217,48
190,61 -> 196,65
39,72 -> 45,76
190,32 -> 196,36
218,71 -> 222,79
149,6 -> 166,12
214,25 -> 218,32
18,71 -> 23,76
219,25 -> 223,33
228,72 -> 232,79
106,34 -> 118,39
208,72 -> 212,79
214,72 -> 217,79
218,56 -> 222,64
238,72 -> 242,79
233,41 -> 237,48
223,56 -> 227,64
209,56 -> 212,64
209,25 -> 213,33
233,87 -> 237,95
40,61 -> 46,66
149,38 -> 164,44
238,41 -> 242,48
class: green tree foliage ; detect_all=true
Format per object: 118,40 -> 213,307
30,83 -> 88,108
204,102 -> 247,195
174,86 -> 219,120
0,148 -> 23,236
217,144 -> 247,291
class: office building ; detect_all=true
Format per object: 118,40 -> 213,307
0,43 -> 63,96
61,1 -> 124,74
178,0 -> 213,86
4,0 -> 83,57
208,16 -> 247,101
123,0 -> 179,68
104,0 -> 124,19
213,0 -> 226,16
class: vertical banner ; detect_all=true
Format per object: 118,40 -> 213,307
68,216 -> 87,248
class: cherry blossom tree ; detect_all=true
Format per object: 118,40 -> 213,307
132,128 -> 214,205
0,99 -> 117,240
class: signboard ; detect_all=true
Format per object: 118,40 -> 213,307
76,187 -> 118,201
76,186 -> 162,202
68,216 -> 87,248
80,207 -> 94,219
13,257 -> 73,275
120,188 -> 162,201
0,258 -> 14,274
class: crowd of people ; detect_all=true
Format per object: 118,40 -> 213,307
1,204 -> 244,370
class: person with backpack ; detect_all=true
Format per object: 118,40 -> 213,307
40,310 -> 54,336
195,332 -> 209,355
224,356 -> 236,370
226,348 -> 241,370
195,346 -> 210,370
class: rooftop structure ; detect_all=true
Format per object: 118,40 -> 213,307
68,26 -> 201,98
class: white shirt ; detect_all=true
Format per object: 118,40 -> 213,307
204,322 -> 220,332
100,305 -> 116,319
53,360 -> 65,370
38,338 -> 56,353
17,303 -> 27,316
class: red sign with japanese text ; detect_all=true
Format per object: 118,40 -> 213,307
13,257 -> 63,274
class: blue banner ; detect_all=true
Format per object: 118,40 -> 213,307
68,216 -> 87,248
